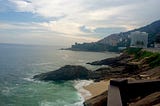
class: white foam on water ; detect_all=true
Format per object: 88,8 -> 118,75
1,87 -> 11,96
1,86 -> 16,96
65,100 -> 84,106
72,101 -> 84,106
74,80 -> 93,101
23,78 -> 92,106
40,100 -> 83,106
40,101 -> 57,106
29,62 -> 53,66
23,77 -> 43,83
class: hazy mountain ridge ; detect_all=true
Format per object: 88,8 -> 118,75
69,20 -> 160,52
98,20 -> 160,45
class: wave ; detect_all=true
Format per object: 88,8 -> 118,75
28,62 -> 53,66
40,101 -> 59,106
23,78 -> 92,106
23,77 -> 43,84
1,86 -> 17,96
1,87 -> 11,96
40,99 -> 84,106
74,80 -> 93,101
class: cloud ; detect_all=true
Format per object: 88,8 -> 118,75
9,0 -> 160,29
9,0 -> 84,18
0,22 -> 98,46
0,22 -> 47,31
10,0 -> 35,13
0,0 -> 160,45
94,27 -> 126,35
79,25 -> 94,33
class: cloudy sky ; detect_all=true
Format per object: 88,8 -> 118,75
0,0 -> 160,46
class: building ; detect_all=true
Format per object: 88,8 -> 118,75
154,33 -> 160,48
154,43 -> 160,48
130,31 -> 148,48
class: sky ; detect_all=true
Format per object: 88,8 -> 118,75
0,0 -> 160,46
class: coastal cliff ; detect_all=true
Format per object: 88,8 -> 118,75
84,48 -> 160,106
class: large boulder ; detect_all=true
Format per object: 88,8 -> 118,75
33,65 -> 94,81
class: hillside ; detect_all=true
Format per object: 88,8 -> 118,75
98,20 -> 160,47
68,20 -> 160,52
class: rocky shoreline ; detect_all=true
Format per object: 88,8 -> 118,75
34,53 -> 139,82
33,48 -> 160,106
84,48 -> 160,106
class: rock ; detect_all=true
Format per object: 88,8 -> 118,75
93,63 -> 139,78
34,65 -> 94,81
137,66 -> 160,80
87,57 -> 119,66
120,63 -> 139,74
87,53 -> 131,66
129,92 -> 160,106
84,91 -> 108,106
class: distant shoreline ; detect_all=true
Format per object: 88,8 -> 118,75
60,48 -> 120,54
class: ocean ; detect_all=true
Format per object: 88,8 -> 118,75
0,44 -> 118,106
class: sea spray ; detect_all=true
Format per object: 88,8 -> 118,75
74,80 -> 93,101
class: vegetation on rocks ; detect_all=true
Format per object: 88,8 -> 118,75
125,47 -> 160,68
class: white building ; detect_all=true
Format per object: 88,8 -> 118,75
154,34 -> 160,48
154,43 -> 160,48
130,31 -> 148,48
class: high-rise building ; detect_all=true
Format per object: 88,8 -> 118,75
130,31 -> 148,48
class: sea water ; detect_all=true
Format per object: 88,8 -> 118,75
0,44 -> 118,106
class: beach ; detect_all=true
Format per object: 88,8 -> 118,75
83,80 -> 110,100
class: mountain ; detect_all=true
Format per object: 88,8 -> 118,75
68,20 -> 160,52
98,20 -> 160,46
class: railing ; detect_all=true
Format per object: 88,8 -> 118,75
107,79 -> 160,106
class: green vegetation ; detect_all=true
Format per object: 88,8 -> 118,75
145,53 -> 160,67
125,47 -> 142,56
71,42 -> 119,52
135,50 -> 154,59
125,47 -> 160,67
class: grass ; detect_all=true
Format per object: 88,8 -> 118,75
125,47 -> 160,68
125,47 -> 142,55
135,51 -> 154,59
146,53 -> 160,67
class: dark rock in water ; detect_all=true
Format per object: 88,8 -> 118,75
87,53 -> 131,66
87,58 -> 118,66
33,65 -> 94,81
